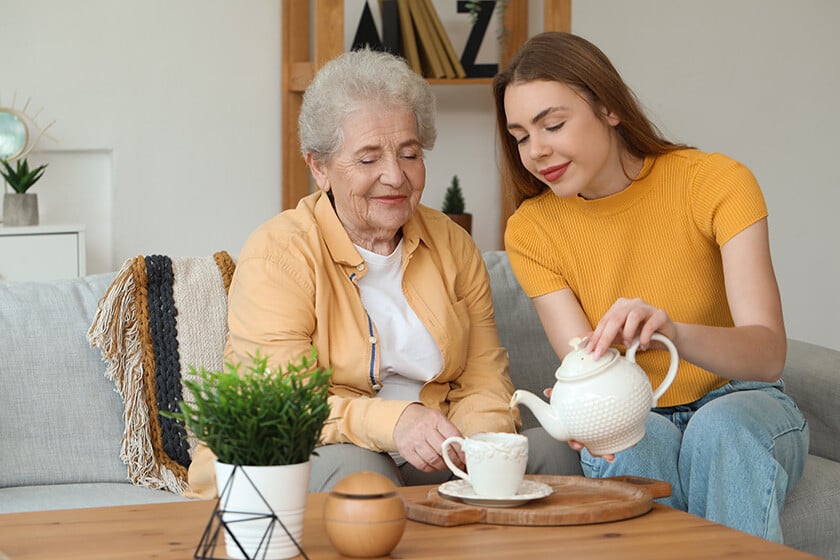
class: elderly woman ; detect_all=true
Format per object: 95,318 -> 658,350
186,49 -> 578,495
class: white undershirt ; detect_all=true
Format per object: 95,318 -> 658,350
355,240 -> 444,403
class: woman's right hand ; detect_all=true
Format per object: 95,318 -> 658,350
393,403 -> 464,472
585,297 -> 676,360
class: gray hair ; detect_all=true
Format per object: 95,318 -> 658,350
299,49 -> 437,161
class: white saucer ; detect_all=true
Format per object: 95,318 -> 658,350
438,479 -> 552,508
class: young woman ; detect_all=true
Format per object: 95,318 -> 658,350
493,31 -> 809,543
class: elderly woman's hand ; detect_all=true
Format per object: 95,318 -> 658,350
394,403 -> 464,472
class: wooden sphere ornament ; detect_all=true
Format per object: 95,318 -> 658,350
323,471 -> 407,558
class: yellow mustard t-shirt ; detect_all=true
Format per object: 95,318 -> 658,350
505,149 -> 768,407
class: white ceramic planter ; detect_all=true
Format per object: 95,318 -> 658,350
215,461 -> 311,560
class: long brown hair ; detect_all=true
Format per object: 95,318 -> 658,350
493,32 -> 688,205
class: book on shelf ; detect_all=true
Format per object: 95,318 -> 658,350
393,0 -> 470,80
396,0 -> 422,74
380,0 -> 402,56
419,0 -> 467,78
418,0 -> 456,77
407,0 -> 447,78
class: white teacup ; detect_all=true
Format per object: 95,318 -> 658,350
441,432 -> 528,498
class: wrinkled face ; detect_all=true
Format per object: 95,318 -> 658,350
307,103 -> 425,251
503,80 -> 625,200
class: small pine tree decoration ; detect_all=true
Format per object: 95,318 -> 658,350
442,175 -> 466,214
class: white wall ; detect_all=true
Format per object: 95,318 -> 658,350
2,0 -> 837,351
1,0 -> 281,274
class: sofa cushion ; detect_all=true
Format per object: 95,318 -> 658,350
782,339 -> 840,463
483,250 -> 560,430
0,482 -> 189,513
88,252 -> 235,494
0,272 -> 126,488
780,454 -> 840,559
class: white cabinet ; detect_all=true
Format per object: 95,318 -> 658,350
0,224 -> 86,282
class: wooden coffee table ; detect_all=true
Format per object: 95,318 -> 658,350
0,485 -> 819,559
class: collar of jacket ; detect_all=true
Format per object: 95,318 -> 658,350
313,190 -> 428,269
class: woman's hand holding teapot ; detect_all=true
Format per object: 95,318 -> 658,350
585,297 -> 677,360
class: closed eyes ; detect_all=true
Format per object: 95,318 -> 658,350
512,122 -> 565,146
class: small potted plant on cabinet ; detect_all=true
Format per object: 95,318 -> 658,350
1,158 -> 47,226
442,175 -> 472,235
167,347 -> 332,560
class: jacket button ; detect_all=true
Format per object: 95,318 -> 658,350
369,336 -> 377,344
357,263 -> 365,271
372,383 -> 381,391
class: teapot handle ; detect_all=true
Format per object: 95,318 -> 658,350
626,333 -> 679,405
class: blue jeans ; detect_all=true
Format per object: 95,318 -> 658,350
580,380 -> 809,543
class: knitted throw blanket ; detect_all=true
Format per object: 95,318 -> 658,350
88,252 -> 235,494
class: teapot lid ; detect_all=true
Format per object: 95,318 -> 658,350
555,337 -> 619,380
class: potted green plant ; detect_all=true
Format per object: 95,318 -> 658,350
1,158 -> 47,226
167,347 -> 331,560
442,174 -> 472,235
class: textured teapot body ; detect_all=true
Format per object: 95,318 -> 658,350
547,355 -> 658,455
511,333 -> 679,456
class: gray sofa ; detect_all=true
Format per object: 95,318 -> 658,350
1,251 -> 838,559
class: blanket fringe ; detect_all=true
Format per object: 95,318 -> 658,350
88,256 -> 188,494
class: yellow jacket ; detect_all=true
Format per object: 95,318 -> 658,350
188,192 -> 518,496
225,191 -> 519,449
187,191 -> 519,497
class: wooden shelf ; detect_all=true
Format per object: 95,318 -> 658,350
281,0 -> 571,246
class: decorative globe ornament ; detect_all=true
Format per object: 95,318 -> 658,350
323,471 -> 406,558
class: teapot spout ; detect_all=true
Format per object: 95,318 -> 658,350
510,390 -> 570,442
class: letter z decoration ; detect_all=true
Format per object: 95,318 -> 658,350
457,1 -> 498,78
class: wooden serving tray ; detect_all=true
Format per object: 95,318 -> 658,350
404,475 -> 671,527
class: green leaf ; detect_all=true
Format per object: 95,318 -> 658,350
0,158 -> 48,193
161,347 -> 333,466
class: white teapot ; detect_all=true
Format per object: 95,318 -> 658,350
510,333 -> 679,456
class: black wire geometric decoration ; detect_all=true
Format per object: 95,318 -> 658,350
194,464 -> 310,560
